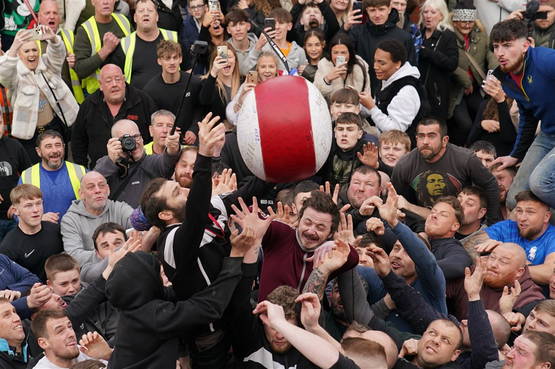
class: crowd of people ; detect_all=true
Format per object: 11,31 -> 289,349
0,0 -> 554,367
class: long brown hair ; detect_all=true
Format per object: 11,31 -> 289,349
206,42 -> 241,102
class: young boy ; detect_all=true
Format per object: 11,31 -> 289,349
245,8 -> 307,73
378,129 -> 410,175
330,88 -> 379,142
226,9 -> 258,76
469,140 -> 496,168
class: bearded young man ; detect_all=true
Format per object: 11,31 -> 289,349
488,19 -> 555,211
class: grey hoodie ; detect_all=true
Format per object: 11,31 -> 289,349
227,33 -> 259,76
61,199 -> 133,267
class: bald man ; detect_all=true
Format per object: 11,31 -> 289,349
71,64 -> 157,168
61,171 -> 133,266
448,243 -> 545,320
93,118 -> 181,207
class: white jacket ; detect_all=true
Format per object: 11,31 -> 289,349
367,62 -> 421,133
0,37 -> 79,140
313,55 -> 371,98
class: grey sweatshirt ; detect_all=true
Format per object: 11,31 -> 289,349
61,199 -> 133,267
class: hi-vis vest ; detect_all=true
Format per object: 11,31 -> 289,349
35,30 -> 85,103
21,162 -> 86,200
120,29 -> 178,84
81,13 -> 132,94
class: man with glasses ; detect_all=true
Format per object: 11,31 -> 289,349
181,0 -> 207,69
71,64 -> 157,168
94,119 -> 181,207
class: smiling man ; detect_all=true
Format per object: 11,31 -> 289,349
20,130 -> 86,219
0,298 -> 38,368
31,310 -> 111,368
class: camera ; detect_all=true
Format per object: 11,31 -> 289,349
119,134 -> 137,152
523,0 -> 547,34
190,40 -> 208,57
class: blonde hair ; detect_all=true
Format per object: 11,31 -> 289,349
419,0 -> 453,32
206,42 -> 241,102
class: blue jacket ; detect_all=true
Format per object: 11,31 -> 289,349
0,254 -> 40,319
359,222 -> 447,333
497,46 -> 555,159
180,15 -> 200,70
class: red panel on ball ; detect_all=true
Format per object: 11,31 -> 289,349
255,76 -> 316,182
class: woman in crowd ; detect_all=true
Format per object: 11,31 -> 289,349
0,26 -> 79,162
329,0 -> 355,28
226,51 -> 279,125
418,0 -> 458,121
199,43 -> 241,129
360,40 -> 423,138
301,29 -> 326,82
448,0 -> 497,144
466,77 -> 516,157
313,32 -> 370,99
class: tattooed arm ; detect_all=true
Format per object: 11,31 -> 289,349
460,230 -> 491,253
303,267 -> 330,300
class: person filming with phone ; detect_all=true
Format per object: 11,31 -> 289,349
0,26 -> 79,163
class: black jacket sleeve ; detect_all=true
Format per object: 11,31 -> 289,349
152,257 -> 243,339
420,30 -> 458,72
65,277 -> 107,324
71,103 -> 90,167
381,271 -> 443,334
467,300 -> 499,369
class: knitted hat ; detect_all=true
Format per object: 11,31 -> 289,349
452,0 -> 477,22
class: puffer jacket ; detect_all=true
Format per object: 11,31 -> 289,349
0,36 -> 79,140
448,21 -> 497,117
313,55 -> 371,98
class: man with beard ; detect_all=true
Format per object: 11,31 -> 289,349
488,19 -> 555,211
0,185 -> 63,281
61,172 -> 133,267
490,163 -> 516,220
19,131 -> 86,221
464,191 -> 555,285
392,118 -> 500,225
447,242 -> 545,320
173,146 -> 198,188
31,310 -> 111,368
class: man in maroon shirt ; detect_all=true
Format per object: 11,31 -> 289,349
232,190 -> 359,301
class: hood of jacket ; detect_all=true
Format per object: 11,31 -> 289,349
65,199 -> 112,219
380,61 -> 421,90
366,8 -> 400,36
106,251 -> 164,310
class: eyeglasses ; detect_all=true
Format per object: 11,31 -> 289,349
189,4 -> 204,10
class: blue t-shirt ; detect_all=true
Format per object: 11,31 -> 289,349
18,163 -> 76,216
485,219 -> 555,265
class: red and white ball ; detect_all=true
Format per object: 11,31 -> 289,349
236,76 -> 332,183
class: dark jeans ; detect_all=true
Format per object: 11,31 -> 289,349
16,116 -> 68,164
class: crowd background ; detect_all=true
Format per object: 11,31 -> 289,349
0,0 -> 554,368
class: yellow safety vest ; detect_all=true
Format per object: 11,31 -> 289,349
21,161 -> 87,200
59,29 -> 85,104
120,29 -> 178,84
81,13 -> 132,94
144,141 -> 154,155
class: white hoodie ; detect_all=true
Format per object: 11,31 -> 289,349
368,62 -> 421,134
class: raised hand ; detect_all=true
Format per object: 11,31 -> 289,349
213,168 -> 237,195
357,143 -> 379,169
102,232 -> 142,279
464,259 -> 484,301
79,331 -> 112,361
334,212 -> 355,245
378,183 -> 400,227
197,112 -> 225,157
27,283 -> 52,309
399,338 -> 419,358
0,290 -> 21,302
267,201 -> 295,226
499,280 -> 521,315
366,217 -> 385,235
366,245 -> 391,278
359,196 -> 383,216
296,292 -> 321,331
231,197 -> 275,241
230,224 -> 257,257
314,239 -> 350,274
319,181 -> 340,205
253,300 -> 286,328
